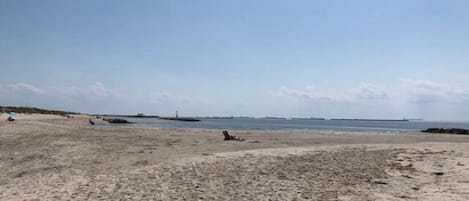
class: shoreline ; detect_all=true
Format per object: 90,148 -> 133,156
101,122 -> 424,137
105,122 -> 421,135
114,119 -> 423,133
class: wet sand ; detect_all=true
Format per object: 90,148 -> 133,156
1,114 -> 469,200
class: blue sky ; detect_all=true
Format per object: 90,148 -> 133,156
1,0 -> 469,120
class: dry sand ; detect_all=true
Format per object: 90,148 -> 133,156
1,114 -> 469,200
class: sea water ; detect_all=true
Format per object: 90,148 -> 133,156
124,118 -> 469,133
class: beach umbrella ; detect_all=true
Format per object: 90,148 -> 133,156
9,112 -> 16,116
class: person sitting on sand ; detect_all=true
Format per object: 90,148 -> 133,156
7,116 -> 15,122
222,130 -> 244,141
89,119 -> 95,125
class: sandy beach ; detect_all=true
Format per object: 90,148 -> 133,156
1,114 -> 469,200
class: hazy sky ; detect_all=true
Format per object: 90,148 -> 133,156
1,0 -> 469,120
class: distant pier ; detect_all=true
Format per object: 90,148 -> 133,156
158,117 -> 200,122
101,114 -> 200,122
330,118 -> 409,122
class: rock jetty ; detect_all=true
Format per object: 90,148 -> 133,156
103,118 -> 132,124
421,128 -> 469,135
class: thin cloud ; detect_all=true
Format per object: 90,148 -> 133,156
279,83 -> 389,103
276,79 -> 469,120
48,82 -> 112,98
280,80 -> 469,105
145,92 -> 191,104
0,82 -> 212,115
404,79 -> 469,104
1,79 -> 469,120
353,83 -> 389,100
0,83 -> 45,94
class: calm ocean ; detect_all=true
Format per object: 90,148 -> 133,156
124,118 -> 469,133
